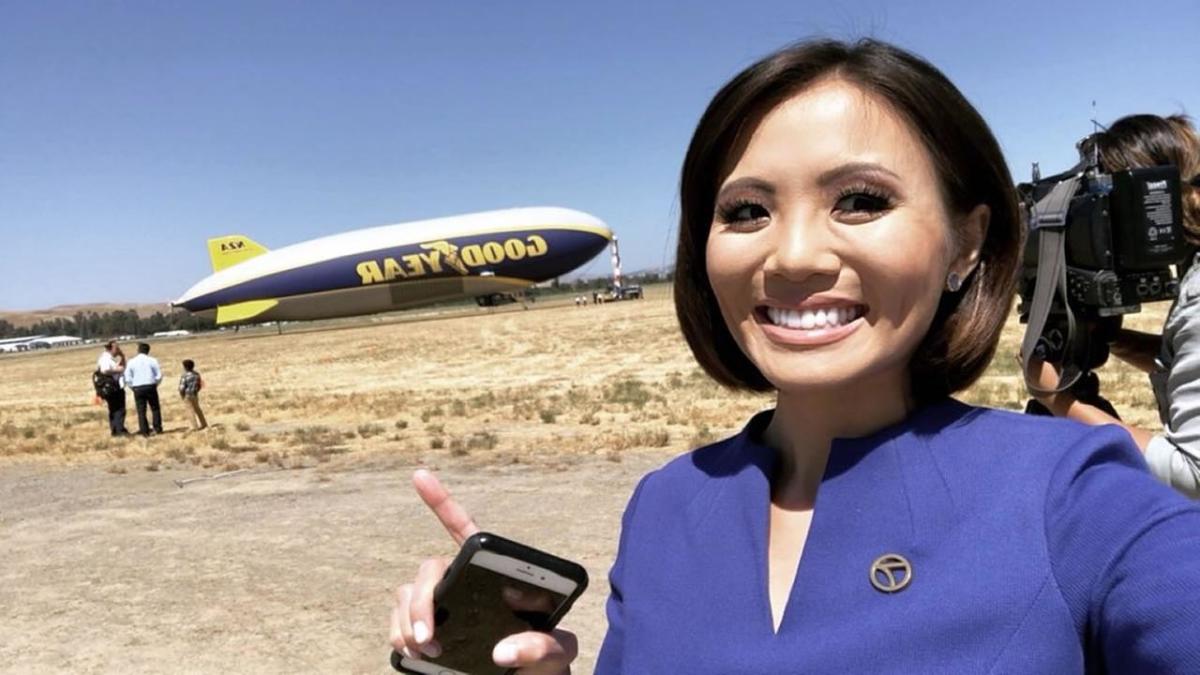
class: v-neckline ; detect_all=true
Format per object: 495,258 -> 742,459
739,399 -> 955,636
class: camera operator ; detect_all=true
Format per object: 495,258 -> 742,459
1029,114 -> 1200,497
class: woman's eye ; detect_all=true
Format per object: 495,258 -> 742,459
833,192 -> 891,216
721,202 -> 770,225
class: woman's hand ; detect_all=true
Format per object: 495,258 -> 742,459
389,469 -> 578,674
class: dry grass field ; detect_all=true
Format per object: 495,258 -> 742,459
0,284 -> 1168,673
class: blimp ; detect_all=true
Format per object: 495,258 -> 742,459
171,207 -> 611,324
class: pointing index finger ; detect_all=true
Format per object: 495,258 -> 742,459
413,469 -> 480,545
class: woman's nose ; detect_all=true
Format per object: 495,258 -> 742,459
762,215 -> 842,282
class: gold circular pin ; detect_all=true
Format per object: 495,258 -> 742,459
869,553 -> 912,593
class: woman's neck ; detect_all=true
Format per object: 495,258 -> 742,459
763,374 -> 914,509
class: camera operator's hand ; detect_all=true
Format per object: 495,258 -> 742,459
1109,328 -> 1163,373
389,470 -> 578,675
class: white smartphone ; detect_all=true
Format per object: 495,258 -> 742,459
394,532 -> 588,675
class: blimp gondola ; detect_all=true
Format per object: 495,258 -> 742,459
171,207 -> 611,324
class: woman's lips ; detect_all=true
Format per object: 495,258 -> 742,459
754,303 -> 867,346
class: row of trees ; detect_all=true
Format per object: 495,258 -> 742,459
0,310 -> 216,340
558,270 -> 673,293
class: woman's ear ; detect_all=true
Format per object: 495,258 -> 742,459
953,204 -> 990,279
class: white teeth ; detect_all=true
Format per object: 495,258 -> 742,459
767,305 -> 861,330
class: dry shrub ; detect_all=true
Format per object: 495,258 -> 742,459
301,444 -> 347,463
470,391 -> 497,408
690,424 -> 716,448
255,450 -> 285,467
234,421 -> 251,431
468,431 -> 498,450
198,451 -> 223,468
604,378 -> 651,408
357,423 -> 386,438
289,426 -> 343,448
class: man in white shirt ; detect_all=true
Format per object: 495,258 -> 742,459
96,341 -> 130,437
125,342 -> 164,436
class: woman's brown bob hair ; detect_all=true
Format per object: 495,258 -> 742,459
674,39 -> 1022,403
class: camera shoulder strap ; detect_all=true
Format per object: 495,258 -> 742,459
1021,175 -> 1083,396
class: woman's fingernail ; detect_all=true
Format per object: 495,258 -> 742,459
413,620 -> 430,644
420,640 -> 442,658
493,641 -> 519,666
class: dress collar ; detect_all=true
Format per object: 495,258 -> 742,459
732,397 -> 971,480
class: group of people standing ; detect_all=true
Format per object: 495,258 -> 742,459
95,341 -> 208,437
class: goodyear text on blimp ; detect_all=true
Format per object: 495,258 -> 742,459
355,235 -> 549,285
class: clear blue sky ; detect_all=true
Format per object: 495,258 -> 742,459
2,0 -> 1197,310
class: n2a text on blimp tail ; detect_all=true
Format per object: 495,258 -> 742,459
207,235 -> 269,273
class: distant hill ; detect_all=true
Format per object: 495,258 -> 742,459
0,302 -> 174,329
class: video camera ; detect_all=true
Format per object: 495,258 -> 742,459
1017,138 -> 1188,395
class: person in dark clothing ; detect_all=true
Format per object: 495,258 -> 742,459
96,341 -> 129,436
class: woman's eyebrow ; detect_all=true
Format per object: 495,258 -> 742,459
816,162 -> 902,186
717,176 -> 775,199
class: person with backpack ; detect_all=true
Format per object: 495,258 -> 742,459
95,341 -> 129,437
178,359 -> 207,431
124,342 -> 164,436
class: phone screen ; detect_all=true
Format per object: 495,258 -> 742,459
402,550 -> 577,675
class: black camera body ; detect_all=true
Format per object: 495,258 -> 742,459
1019,165 -> 1186,320
1018,164 -> 1187,370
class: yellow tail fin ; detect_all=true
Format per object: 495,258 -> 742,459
207,235 -> 269,273
216,299 -> 279,325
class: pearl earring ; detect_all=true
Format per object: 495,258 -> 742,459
946,272 -> 963,292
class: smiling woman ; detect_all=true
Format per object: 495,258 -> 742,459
391,39 -> 1200,675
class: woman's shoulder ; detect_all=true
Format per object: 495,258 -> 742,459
930,401 -> 1139,469
937,401 -> 1100,449
930,402 -> 1175,513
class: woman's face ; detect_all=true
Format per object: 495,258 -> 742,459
705,79 -> 984,398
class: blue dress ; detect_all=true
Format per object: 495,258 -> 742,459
595,399 -> 1200,673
